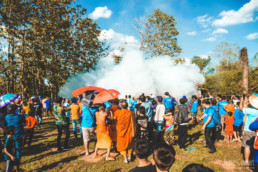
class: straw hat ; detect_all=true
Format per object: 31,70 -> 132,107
249,94 -> 258,109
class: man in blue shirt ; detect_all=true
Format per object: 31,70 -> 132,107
216,96 -> 229,133
163,92 -> 175,112
5,104 -> 26,169
81,105 -> 98,156
233,102 -> 245,142
44,97 -> 53,117
190,95 -> 198,123
199,99 -> 216,153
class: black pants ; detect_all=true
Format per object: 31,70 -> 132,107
56,124 -> 70,149
178,125 -> 188,149
24,128 -> 34,146
205,127 -> 216,151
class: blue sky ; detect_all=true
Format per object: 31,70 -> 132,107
75,0 -> 258,60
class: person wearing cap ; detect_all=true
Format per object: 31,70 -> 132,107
242,94 -> 258,165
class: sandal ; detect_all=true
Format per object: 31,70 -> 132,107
106,157 -> 115,161
93,154 -> 101,158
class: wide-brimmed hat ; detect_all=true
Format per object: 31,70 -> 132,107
249,94 -> 258,109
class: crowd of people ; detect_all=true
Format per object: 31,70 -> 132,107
0,91 -> 257,172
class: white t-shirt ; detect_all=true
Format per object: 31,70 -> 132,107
154,104 -> 165,123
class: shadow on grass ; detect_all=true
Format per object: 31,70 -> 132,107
188,131 -> 202,146
36,155 -> 78,171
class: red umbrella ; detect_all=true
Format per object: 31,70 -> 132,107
72,86 -> 106,97
93,89 -> 120,104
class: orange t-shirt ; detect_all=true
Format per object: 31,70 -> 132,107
70,103 -> 80,120
26,116 -> 39,129
225,116 -> 234,132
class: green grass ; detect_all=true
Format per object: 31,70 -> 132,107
0,117 -> 250,172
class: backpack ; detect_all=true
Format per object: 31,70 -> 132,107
209,107 -> 220,126
176,105 -> 187,124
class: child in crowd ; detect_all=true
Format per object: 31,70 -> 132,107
225,112 -> 234,143
22,101 -> 30,117
153,142 -> 176,172
4,126 -> 16,172
163,108 -> 175,145
136,106 -> 148,140
24,113 -> 39,148
129,139 -> 155,172
233,102 -> 245,142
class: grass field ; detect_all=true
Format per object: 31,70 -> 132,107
0,117 -> 253,172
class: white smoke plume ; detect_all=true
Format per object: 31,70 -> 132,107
58,48 -> 205,99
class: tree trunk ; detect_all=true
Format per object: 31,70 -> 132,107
11,37 -> 15,93
241,47 -> 248,108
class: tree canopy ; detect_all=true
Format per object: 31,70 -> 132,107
133,9 -> 181,57
0,0 -> 106,98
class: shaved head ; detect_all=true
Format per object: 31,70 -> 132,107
120,100 -> 128,109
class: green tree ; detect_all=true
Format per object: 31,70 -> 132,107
212,41 -> 240,66
0,0 -> 106,99
191,56 -> 211,73
141,9 -> 181,57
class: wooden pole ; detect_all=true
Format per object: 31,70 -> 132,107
241,47 -> 248,108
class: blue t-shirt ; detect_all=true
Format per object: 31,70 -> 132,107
127,98 -> 132,107
190,101 -> 198,113
233,108 -> 245,127
104,101 -> 112,110
216,101 -> 229,115
81,105 -> 98,128
132,100 -> 138,108
204,107 -> 215,127
243,108 -> 258,132
141,102 -> 152,121
44,100 -> 52,109
163,97 -> 174,109
5,114 -> 26,139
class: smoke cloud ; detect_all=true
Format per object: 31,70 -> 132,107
58,48 -> 205,99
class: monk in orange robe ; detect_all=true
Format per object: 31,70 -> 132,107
114,100 -> 136,164
93,104 -> 115,161
108,98 -> 120,144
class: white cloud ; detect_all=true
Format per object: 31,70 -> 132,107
196,14 -> 213,28
198,54 -> 209,59
98,29 -> 140,49
186,31 -> 197,36
212,28 -> 228,35
246,32 -> 258,40
201,29 -> 211,33
212,0 -> 258,27
89,6 -> 112,20
203,37 -> 216,42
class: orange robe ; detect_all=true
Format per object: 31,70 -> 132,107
95,112 -> 112,149
108,105 -> 120,142
115,109 -> 136,152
